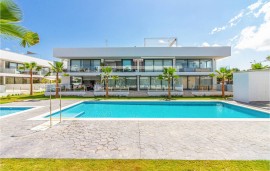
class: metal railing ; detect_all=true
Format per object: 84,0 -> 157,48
49,86 -> 62,128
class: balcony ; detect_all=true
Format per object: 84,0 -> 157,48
67,66 -> 213,73
0,68 -> 47,76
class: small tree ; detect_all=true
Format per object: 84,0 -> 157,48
101,66 -> 114,98
158,67 -> 179,99
251,63 -> 269,70
19,62 -> 42,95
209,67 -> 231,98
46,62 -> 64,98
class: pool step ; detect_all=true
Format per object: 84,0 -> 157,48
31,121 -> 59,131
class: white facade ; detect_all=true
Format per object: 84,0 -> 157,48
53,46 -> 231,93
233,70 -> 270,103
0,50 -> 52,92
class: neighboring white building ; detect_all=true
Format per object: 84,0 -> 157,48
53,45 -> 231,94
233,70 -> 270,103
0,50 -> 52,93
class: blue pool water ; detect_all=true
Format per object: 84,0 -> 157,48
0,107 -> 32,117
46,102 -> 270,119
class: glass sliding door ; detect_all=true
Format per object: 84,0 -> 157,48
70,60 -> 81,72
199,59 -> 212,71
151,77 -> 162,90
163,60 -> 173,68
188,76 -> 199,90
145,60 -> 153,72
188,60 -> 199,72
176,60 -> 188,72
175,76 -> 187,89
91,60 -> 101,72
200,76 -> 212,90
126,77 -> 137,90
122,59 -> 132,72
82,60 -> 90,72
154,60 -> 163,72
139,77 -> 150,90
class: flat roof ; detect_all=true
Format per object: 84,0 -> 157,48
53,47 -> 231,59
0,50 -> 52,67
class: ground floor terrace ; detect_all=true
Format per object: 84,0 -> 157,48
0,99 -> 269,160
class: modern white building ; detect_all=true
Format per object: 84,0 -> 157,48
53,45 -> 231,96
233,70 -> 270,103
0,50 -> 52,93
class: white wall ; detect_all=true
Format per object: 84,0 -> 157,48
5,84 -> 47,91
54,47 -> 231,59
0,50 -> 52,67
233,70 -> 270,102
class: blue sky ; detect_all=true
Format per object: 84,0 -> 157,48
1,0 -> 270,69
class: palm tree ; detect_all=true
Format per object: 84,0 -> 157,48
47,62 -> 64,98
226,68 -> 240,84
209,67 -> 230,98
0,0 -> 39,47
19,62 -> 42,95
158,67 -> 179,99
101,66 -> 116,98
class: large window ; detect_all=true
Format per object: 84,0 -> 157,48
109,77 -> 137,90
70,60 -> 81,72
176,60 -> 188,72
70,59 -> 101,72
0,77 -> 3,85
122,59 -> 132,72
139,77 -> 150,90
144,59 -> 173,72
188,76 -> 200,90
199,60 -> 212,71
151,77 -> 162,89
176,59 -> 213,72
188,60 -> 200,69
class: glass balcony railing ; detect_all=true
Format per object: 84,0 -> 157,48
66,66 -> 213,73
0,68 -> 47,75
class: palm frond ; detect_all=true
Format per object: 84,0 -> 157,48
0,23 -> 39,47
0,0 -> 22,22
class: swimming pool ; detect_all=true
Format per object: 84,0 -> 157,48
0,107 -> 33,118
45,101 -> 270,119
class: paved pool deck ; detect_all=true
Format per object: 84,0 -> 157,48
0,100 -> 269,159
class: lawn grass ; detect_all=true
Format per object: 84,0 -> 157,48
0,92 -> 225,104
0,159 -> 269,171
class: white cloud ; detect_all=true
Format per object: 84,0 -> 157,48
228,11 -> 244,26
4,48 -> 10,51
201,42 -> 210,47
248,0 -> 263,11
210,26 -> 226,34
235,2 -> 270,51
201,42 -> 221,47
210,0 -> 264,34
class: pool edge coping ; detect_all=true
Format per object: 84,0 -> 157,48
0,106 -> 44,119
28,100 -> 270,121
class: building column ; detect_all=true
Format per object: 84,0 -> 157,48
3,76 -> 6,85
173,58 -> 176,68
137,75 -> 140,91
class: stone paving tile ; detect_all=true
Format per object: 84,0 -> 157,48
0,100 -> 270,159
